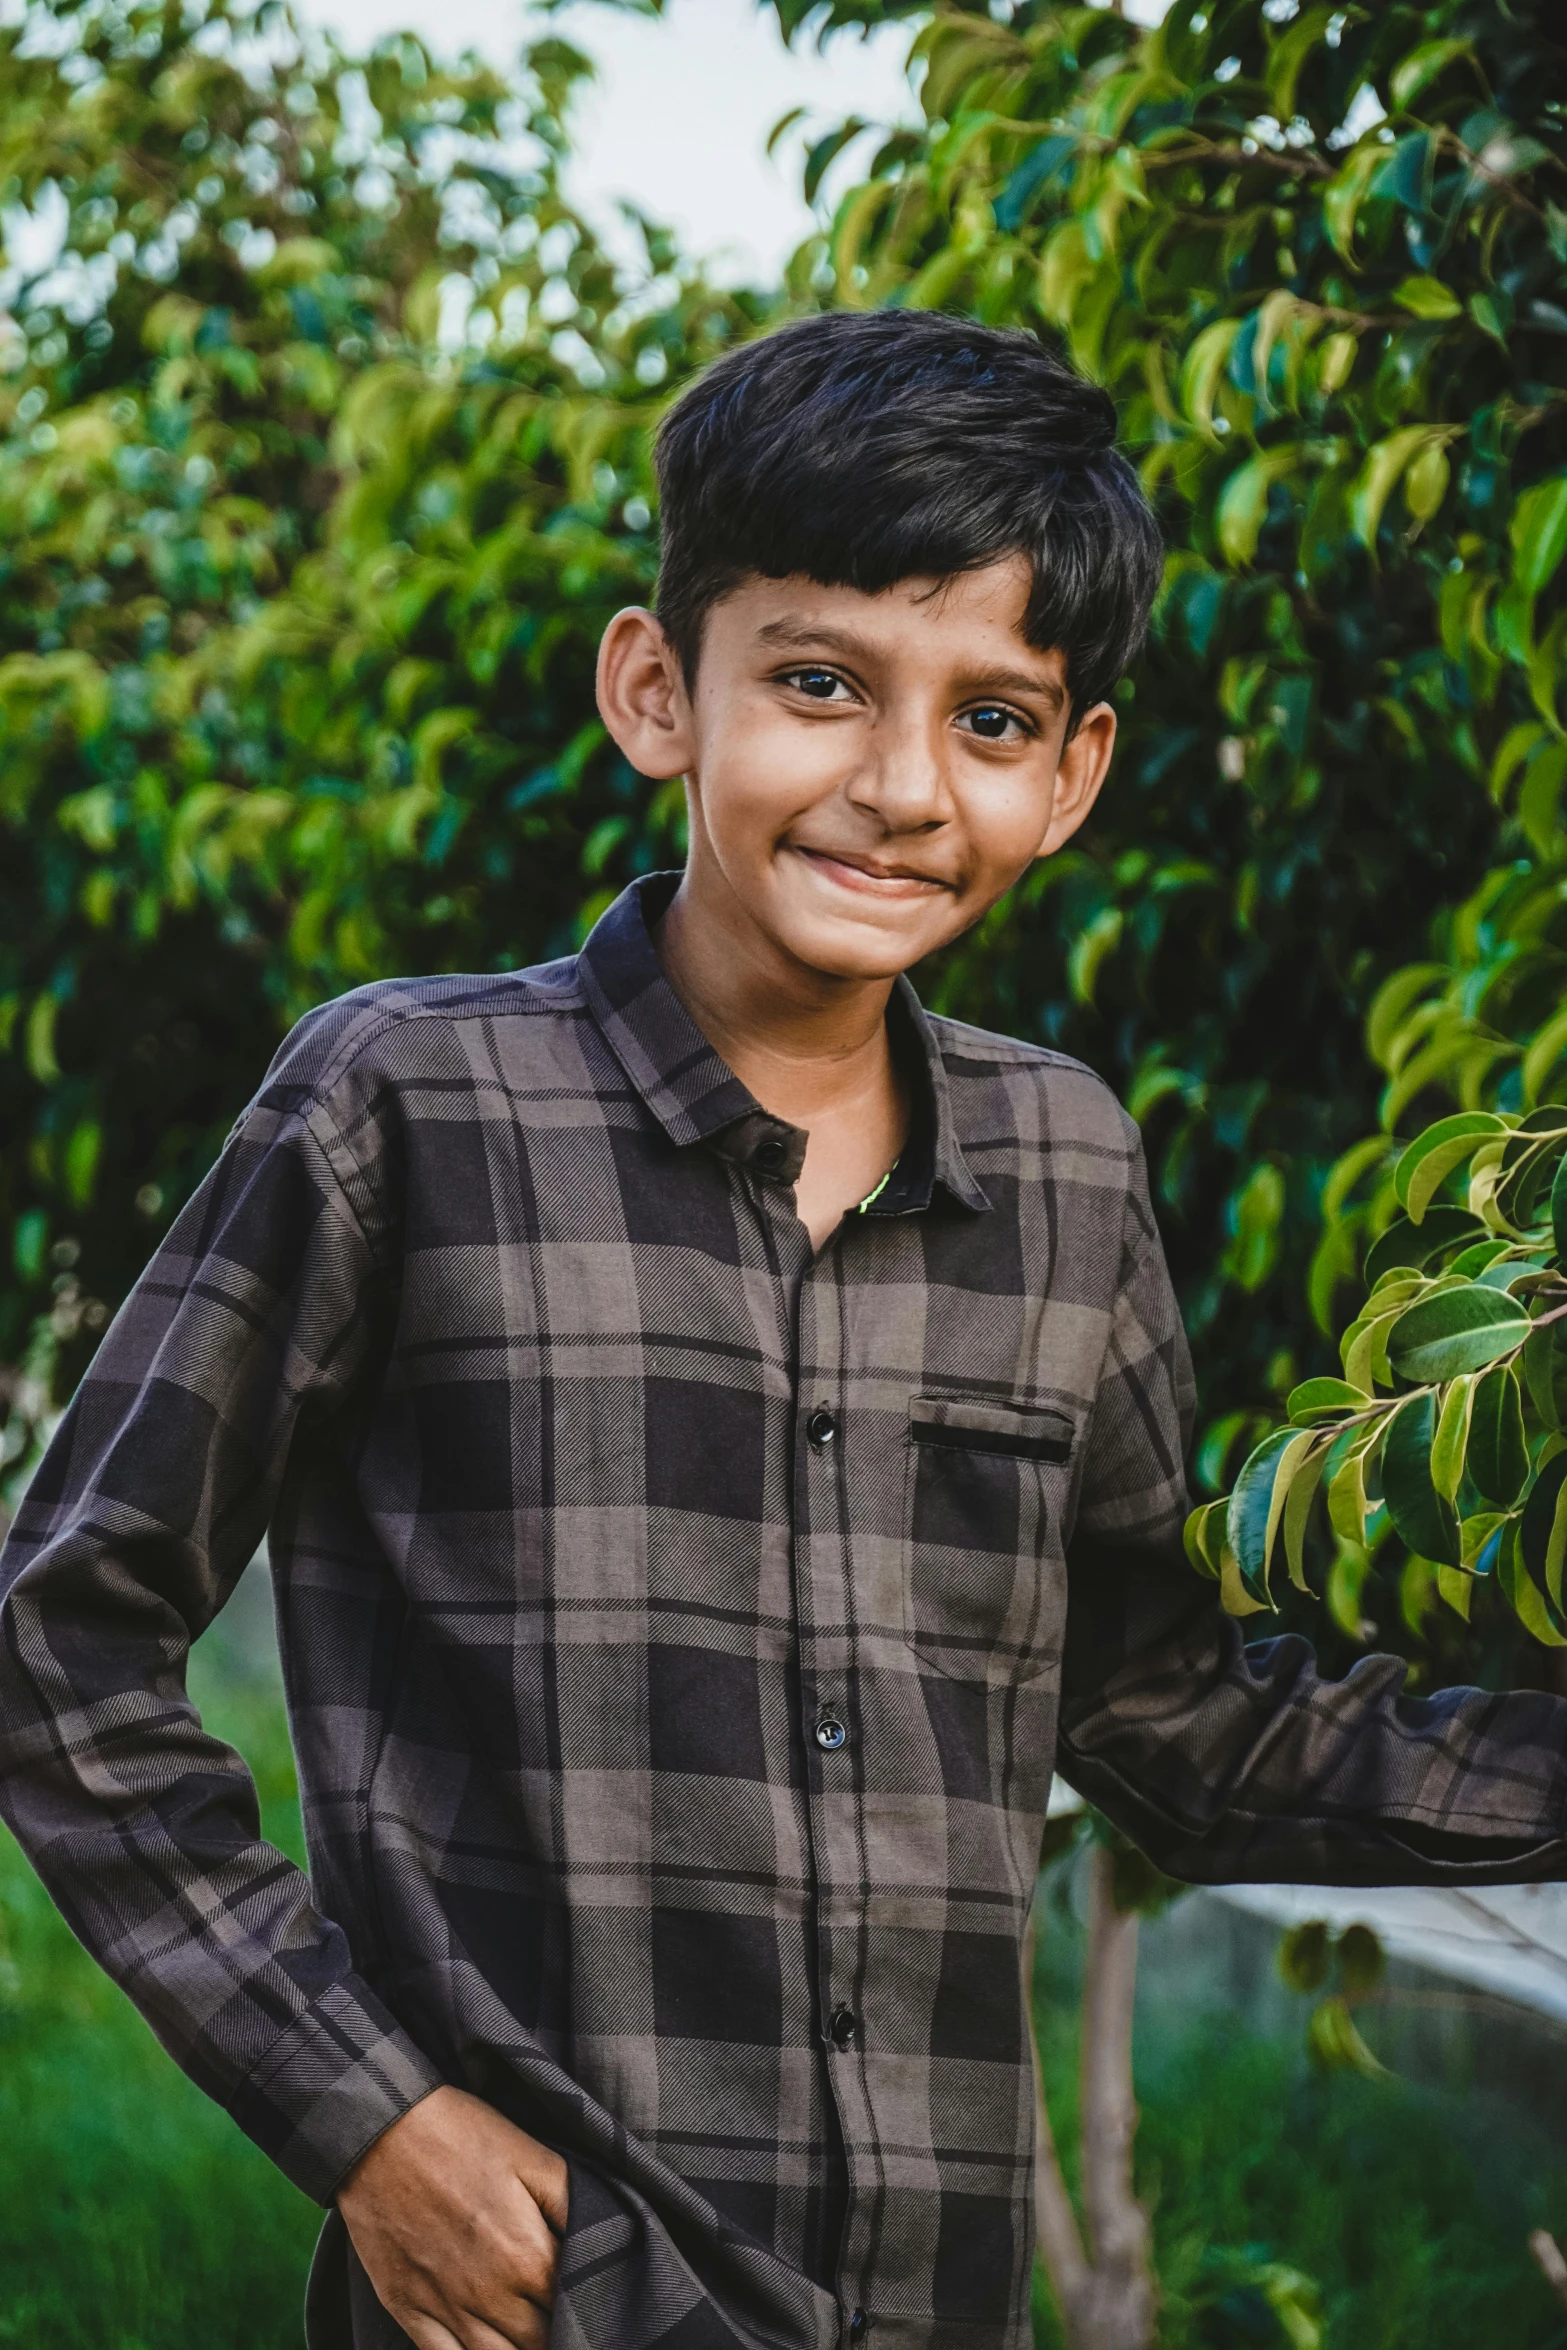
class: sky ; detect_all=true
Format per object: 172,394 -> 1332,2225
291,0 -> 1172,286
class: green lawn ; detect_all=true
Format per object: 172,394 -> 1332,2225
4,1607 -> 1567,2347
0,1615 -> 319,2347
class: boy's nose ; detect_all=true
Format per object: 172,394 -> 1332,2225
850,718 -> 951,831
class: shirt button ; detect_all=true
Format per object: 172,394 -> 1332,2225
807,1408 -> 837,1449
814,1714 -> 847,1752
828,2004 -> 858,2050
849,2315 -> 869,2343
754,1136 -> 787,1172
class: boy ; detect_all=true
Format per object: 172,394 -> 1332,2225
3,311 -> 1565,2350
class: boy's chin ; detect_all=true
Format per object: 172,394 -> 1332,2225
766,903 -> 956,985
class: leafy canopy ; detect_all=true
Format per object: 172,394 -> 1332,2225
0,0 -> 758,1487
784,0 -> 1566,1652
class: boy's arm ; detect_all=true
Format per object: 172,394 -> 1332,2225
0,1053 -> 444,2202
1056,1142 -> 1567,1886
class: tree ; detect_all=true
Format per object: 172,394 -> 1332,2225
6,0 -> 1565,2338
0,0 -> 759,1494
767,0 -> 1566,1514
763,5 -> 1566,2341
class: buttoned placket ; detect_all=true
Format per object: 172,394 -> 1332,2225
736,1130 -> 880,2341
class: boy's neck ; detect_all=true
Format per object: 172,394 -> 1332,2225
655,867 -> 899,1129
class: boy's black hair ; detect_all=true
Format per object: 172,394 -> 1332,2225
653,309 -> 1162,726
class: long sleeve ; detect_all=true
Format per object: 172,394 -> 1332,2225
0,1052 -> 442,2202
1056,1149 -> 1567,1887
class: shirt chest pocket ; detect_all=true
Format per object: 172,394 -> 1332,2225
902,1394 -> 1074,1685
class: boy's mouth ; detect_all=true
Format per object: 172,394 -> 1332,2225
792,845 -> 953,901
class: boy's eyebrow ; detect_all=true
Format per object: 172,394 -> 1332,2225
754,619 -> 1066,710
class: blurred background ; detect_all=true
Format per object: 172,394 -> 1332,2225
2,0 -> 1567,2341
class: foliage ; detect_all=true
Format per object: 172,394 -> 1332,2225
1030,1883 -> 1567,2350
9,0 -> 1567,1694
1275,1915 -> 1385,2079
1195,1107 -> 1567,1650
775,0 -> 1567,1525
0,0 -> 757,1493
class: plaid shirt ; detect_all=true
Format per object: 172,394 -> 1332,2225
4,873 -> 1567,2350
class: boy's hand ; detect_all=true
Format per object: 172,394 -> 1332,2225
338,2084 -> 569,2350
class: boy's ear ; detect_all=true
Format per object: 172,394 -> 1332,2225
1033,701 -> 1116,861
596,607 -> 697,781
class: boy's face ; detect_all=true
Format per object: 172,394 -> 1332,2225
596,556 -> 1116,985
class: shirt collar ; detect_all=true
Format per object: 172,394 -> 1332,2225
576,874 -> 989,1216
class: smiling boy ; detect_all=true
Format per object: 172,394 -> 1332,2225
5,311 -> 1567,2350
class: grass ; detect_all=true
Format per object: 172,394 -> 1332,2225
4,1600 -> 1567,2346
0,1603 -> 320,2347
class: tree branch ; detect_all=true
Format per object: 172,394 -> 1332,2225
1077,1846 -> 1156,2344
1024,1909 -> 1091,2312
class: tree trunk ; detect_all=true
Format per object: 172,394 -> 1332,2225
1025,1846 -> 1158,2350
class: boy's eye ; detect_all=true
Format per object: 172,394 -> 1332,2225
784,667 -> 851,701
961,704 -> 1029,742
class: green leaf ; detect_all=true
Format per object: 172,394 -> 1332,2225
1475,1253 -> 1550,1293
1283,1439 -> 1331,1591
1223,1160 -> 1285,1292
1525,1318 -> 1567,1432
1067,904 -> 1123,1005
1393,1112 -> 1505,1222
1459,1511 -> 1507,1571
1336,1921 -> 1384,1999
1510,476 -> 1567,599
1326,1542 -> 1372,1639
1389,38 -> 1474,110
1391,275 -> 1463,322
1307,1994 -> 1385,2078
1342,1300 -> 1407,1393
1497,1109 -> 1566,1226
1385,1283 -> 1530,1383
993,132 -> 1075,233
25,993 -> 60,1086
1264,5 -> 1339,121
1323,141 -> 1382,260
1217,451 -> 1297,568
1436,1563 -> 1473,1620
1522,1008 -> 1567,1107
1403,439 -> 1450,524
1351,428 -> 1436,551
1220,1547 -> 1272,1619
1325,1432 -> 1372,1549
764,103 -> 808,161
1183,1496 -> 1227,1579
1521,1454 -> 1567,1614
12,1207 -> 48,1283
1287,1377 -> 1369,1425
1499,1516 -> 1567,1647
1467,1363 -> 1529,1506
802,118 -> 868,207
1450,1239 -> 1511,1278
1518,741 -> 1567,857
1278,1919 -> 1331,1994
1180,318 -> 1241,436
1552,1148 -> 1567,1266
1226,1426 -> 1297,1598
1366,963 -> 1446,1068
1363,1206 -> 1479,1287
1431,1373 -> 1476,1504
1194,1409 -> 1255,1495
1382,1390 -> 1460,1566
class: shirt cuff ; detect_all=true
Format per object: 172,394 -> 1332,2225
224,1977 -> 446,2203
